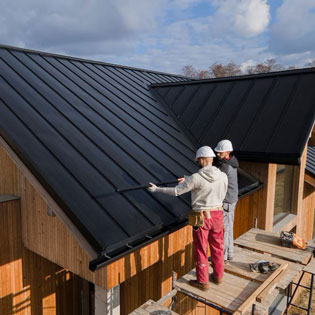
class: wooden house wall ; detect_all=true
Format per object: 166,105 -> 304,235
0,146 -> 19,195
0,198 -> 92,315
301,182 -> 315,240
2,139 -> 315,314
0,141 -> 108,289
20,175 -> 108,289
237,161 -> 277,232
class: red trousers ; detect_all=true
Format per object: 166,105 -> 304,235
193,211 -> 224,283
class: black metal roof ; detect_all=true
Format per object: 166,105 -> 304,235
0,45 -> 261,270
306,147 -> 315,177
151,69 -> 315,164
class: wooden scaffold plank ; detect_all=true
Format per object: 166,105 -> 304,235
234,228 -> 311,264
232,263 -> 288,315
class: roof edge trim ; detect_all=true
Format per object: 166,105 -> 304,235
0,44 -> 191,79
89,219 -> 187,271
150,67 -> 315,88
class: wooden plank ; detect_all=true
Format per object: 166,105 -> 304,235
296,146 -> 307,236
232,263 -> 287,315
264,163 -> 277,231
175,268 -> 260,312
235,229 -> 311,264
235,237 -> 305,264
305,173 -> 315,188
256,270 -> 286,303
303,257 -> 315,274
273,214 -> 297,234
293,145 -> 307,219
229,247 -> 303,290
242,289 -> 280,315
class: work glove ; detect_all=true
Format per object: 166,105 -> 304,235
147,183 -> 177,196
147,182 -> 157,192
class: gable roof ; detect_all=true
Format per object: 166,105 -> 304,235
151,69 -> 315,164
0,45 -> 261,270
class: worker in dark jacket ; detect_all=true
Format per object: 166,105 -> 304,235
214,140 -> 239,261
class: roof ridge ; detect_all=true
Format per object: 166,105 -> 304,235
151,65 -> 315,87
0,43 -> 190,79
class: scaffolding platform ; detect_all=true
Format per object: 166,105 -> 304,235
130,229 -> 314,315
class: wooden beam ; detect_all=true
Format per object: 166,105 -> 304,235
264,164 -> 277,231
296,146 -> 307,213
256,269 -> 287,303
0,136 -> 97,259
232,263 -> 288,315
296,146 -> 307,236
305,173 -> 315,188
308,123 -> 315,146
273,214 -> 297,233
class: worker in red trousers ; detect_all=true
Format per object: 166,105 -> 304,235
147,146 -> 227,290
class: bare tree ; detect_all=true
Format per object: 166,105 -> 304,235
196,70 -> 211,79
245,58 -> 284,74
209,62 -> 242,78
181,65 -> 197,78
181,65 -> 210,79
182,58 -> 298,79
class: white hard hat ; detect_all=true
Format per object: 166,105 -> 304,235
195,146 -> 216,160
214,140 -> 233,152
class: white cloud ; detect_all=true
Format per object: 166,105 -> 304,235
113,30 -> 269,74
240,59 -> 256,72
170,0 -> 206,9
209,0 -> 270,38
270,0 -> 315,54
2,0 -> 310,74
0,0 -> 167,54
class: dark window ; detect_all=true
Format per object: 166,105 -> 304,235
274,165 -> 294,224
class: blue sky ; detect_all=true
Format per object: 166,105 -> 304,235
0,0 -> 315,74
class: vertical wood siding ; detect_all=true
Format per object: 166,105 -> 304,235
0,146 -> 19,195
0,198 -> 91,315
20,175 -> 107,289
238,161 -> 276,232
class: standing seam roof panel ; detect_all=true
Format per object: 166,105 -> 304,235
47,57 -> 195,162
0,46 -> 197,257
0,63 -> 158,239
151,70 -> 315,164
7,51 -> 190,224
0,45 -> 265,267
